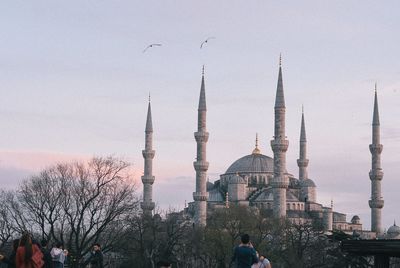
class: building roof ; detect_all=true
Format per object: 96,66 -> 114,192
388,223 -> 400,235
225,153 -> 274,174
229,173 -> 247,184
299,178 -> 316,187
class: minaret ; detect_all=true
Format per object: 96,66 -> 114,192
369,84 -> 384,235
297,106 -> 309,181
193,66 -> 209,226
270,55 -> 289,218
140,96 -> 155,216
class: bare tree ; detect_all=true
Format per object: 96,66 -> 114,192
15,156 -> 139,267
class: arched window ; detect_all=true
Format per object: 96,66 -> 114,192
287,203 -> 290,210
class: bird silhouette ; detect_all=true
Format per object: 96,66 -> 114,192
143,43 -> 162,53
200,37 -> 215,49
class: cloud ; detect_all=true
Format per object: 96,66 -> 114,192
0,151 -> 89,172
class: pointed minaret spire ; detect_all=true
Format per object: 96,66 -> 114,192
198,65 -> 207,111
141,97 -> 155,216
373,83 -> 380,128
145,98 -> 153,133
193,66 -> 209,226
297,107 -> 309,181
275,55 -> 285,109
271,55 -> 289,218
369,83 -> 384,236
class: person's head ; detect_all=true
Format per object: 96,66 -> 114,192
12,239 -> 20,252
40,239 -> 48,248
240,234 -> 250,244
93,243 -> 101,251
55,242 -> 63,249
259,255 -> 265,261
157,260 -> 171,268
19,232 -> 33,263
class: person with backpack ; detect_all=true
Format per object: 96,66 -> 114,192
15,233 -> 44,268
230,234 -> 259,268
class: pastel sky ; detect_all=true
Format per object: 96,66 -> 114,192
1,1 -> 400,230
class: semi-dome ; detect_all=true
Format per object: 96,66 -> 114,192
299,178 -> 316,187
351,215 -> 361,224
229,174 -> 247,184
225,153 -> 274,174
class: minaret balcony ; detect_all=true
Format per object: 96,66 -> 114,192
297,159 -> 309,167
141,175 -> 155,184
369,170 -> 384,180
193,192 -> 208,201
271,140 -> 289,151
369,144 -> 383,154
193,161 -> 209,171
369,199 -> 384,209
142,150 -> 155,159
194,131 -> 209,142
140,201 -> 155,211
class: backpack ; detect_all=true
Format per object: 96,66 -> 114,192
32,245 -> 45,268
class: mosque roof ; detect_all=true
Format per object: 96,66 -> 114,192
229,173 -> 247,184
225,153 -> 274,174
299,178 -> 316,187
388,222 -> 400,235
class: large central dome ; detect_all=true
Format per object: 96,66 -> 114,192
225,153 -> 274,174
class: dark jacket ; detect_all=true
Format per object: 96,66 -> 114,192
40,247 -> 53,268
231,245 -> 258,268
89,250 -> 103,268
1,252 -> 16,268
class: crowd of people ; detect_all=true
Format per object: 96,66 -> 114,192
0,233 -> 104,268
1,232 -> 268,268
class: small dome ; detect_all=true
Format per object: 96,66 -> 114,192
388,222 -> 400,235
299,178 -> 316,187
225,153 -> 274,174
229,174 -> 247,184
351,215 -> 361,224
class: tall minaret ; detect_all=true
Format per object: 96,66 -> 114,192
270,55 -> 289,218
369,84 -> 384,235
140,96 -> 155,216
297,107 -> 309,181
193,66 -> 209,226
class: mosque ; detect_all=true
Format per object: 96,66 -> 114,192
139,57 -> 399,238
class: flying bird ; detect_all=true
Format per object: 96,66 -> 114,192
143,43 -> 162,53
200,37 -> 215,49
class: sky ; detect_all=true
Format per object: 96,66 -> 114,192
0,1 -> 400,230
